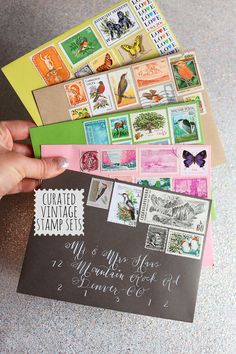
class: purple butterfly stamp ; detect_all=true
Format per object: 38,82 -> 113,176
180,147 -> 209,176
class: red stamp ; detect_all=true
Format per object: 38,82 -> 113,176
80,151 -> 99,172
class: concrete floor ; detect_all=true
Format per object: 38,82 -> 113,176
0,0 -> 236,353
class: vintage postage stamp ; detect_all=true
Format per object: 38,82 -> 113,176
139,82 -> 176,108
169,52 -> 202,93
31,45 -> 70,85
108,115 -> 131,141
136,177 -> 171,191
139,148 -> 178,174
173,178 -> 208,198
180,146 -> 208,176
168,103 -> 202,144
64,80 -> 87,106
183,92 -> 206,115
165,230 -> 203,260
130,0 -> 164,32
145,225 -> 168,252
150,25 -> 178,55
101,149 -> 137,172
59,26 -> 102,67
93,2 -> 141,47
139,188 -> 210,235
87,178 -> 113,209
107,182 -> 143,227
69,104 -> 91,120
83,119 -> 110,144
130,108 -> 169,143
79,150 -> 100,173
90,51 -> 119,73
132,57 -> 171,89
74,64 -> 93,78
108,67 -> 138,109
84,73 -> 115,115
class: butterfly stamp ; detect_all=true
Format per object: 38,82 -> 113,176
165,230 -> 204,260
139,82 -> 177,108
101,149 -> 137,172
31,45 -> 71,85
132,57 -> 171,89
139,188 -> 210,235
87,178 -> 113,209
180,147 -> 208,176
59,26 -> 103,67
69,104 -> 91,120
173,178 -> 208,198
108,67 -> 139,109
139,148 -> 178,175
80,150 -> 100,173
183,92 -> 206,115
64,80 -> 87,106
136,177 -> 171,191
107,182 -> 143,227
84,119 -> 110,144
74,64 -> 94,78
90,51 -> 119,73
84,74 -> 115,115
93,3 -> 141,47
108,115 -> 131,141
130,108 -> 169,143
145,225 -> 168,252
168,103 -> 202,144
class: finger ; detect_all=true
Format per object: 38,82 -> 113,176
7,178 -> 40,195
0,120 -> 35,142
12,143 -> 33,157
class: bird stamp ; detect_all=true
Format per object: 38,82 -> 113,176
139,148 -> 178,175
31,45 -> 70,85
108,67 -> 138,109
107,182 -> 143,227
93,3 -> 141,47
139,188 -> 210,235
83,119 -> 110,144
165,230 -> 203,260
87,178 -> 113,209
130,108 -> 169,143
64,80 -> 87,106
80,150 -> 100,173
59,26 -> 103,67
108,115 -> 131,141
173,178 -> 208,198
168,103 -> 202,144
183,92 -> 206,115
132,57 -> 171,89
136,177 -> 171,191
145,225 -> 168,252
69,104 -> 91,120
84,74 -> 115,115
101,149 -> 137,172
139,83 -> 176,108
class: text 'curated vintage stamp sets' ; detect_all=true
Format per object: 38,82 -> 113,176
1,0 -> 224,321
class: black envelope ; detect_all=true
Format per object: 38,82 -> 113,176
17,170 -> 211,322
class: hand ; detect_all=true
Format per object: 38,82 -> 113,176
0,120 -> 68,198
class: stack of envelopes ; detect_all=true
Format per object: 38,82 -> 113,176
2,0 -> 225,322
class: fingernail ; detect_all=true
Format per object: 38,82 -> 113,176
56,157 -> 69,170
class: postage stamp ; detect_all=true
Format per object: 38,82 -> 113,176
145,225 -> 168,252
150,25 -> 178,55
136,177 -> 171,191
108,115 -> 131,141
169,52 -> 202,93
132,57 -> 171,89
79,150 -> 100,173
74,64 -> 94,78
183,92 -> 206,115
69,104 -> 91,120
107,182 -> 143,227
59,26 -> 102,66
93,3 -> 141,47
139,82 -> 176,108
139,188 -> 210,235
165,230 -> 203,260
83,119 -> 110,144
173,178 -> 208,198
64,80 -> 87,106
101,149 -> 137,172
130,0 -> 164,32
108,67 -> 138,109
168,103 -> 202,144
87,178 -> 113,209
90,51 -> 119,73
84,73 -> 115,115
139,148 -> 178,174
180,146 -> 208,176
130,108 -> 169,143
31,45 -> 70,85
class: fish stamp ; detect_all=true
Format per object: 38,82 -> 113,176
69,104 -> 91,120
173,178 -> 208,198
31,45 -> 70,85
87,178 -> 113,209
101,149 -> 137,172
145,225 -> 168,252
80,150 -> 99,173
64,80 -> 87,106
109,115 -> 131,141
139,188 -> 210,235
84,119 -> 110,144
140,148 -> 178,174
107,182 -> 143,227
166,230 -> 203,260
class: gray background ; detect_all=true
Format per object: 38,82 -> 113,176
0,0 -> 235,353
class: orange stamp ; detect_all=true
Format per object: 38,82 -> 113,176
64,80 -> 87,106
31,45 -> 70,85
